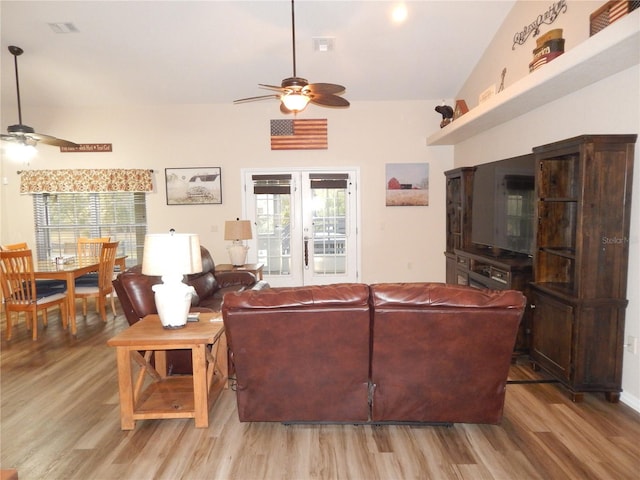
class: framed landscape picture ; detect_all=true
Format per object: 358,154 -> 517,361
385,163 -> 429,206
165,167 -> 222,205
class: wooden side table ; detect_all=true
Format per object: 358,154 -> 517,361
215,262 -> 264,280
107,313 -> 227,429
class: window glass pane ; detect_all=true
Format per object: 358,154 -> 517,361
33,192 -> 147,266
255,193 -> 291,275
311,186 -> 347,275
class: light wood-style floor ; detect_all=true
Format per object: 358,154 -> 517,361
1,304 -> 639,480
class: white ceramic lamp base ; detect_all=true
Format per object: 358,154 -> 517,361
227,242 -> 249,266
152,278 -> 195,329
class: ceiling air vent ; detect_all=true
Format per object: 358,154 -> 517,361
48,22 -> 79,34
312,37 -> 335,52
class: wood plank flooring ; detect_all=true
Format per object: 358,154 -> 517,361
1,305 -> 639,480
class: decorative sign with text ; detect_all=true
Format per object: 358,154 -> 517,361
60,143 -> 112,152
512,0 -> 567,50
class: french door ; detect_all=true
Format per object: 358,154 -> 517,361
243,168 -> 359,287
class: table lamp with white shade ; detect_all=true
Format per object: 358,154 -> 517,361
142,230 -> 202,329
224,219 -> 252,266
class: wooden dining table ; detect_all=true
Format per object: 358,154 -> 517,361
34,256 -> 127,336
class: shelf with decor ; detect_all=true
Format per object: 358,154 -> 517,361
427,10 -> 640,146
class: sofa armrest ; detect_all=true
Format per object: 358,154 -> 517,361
112,270 -> 160,325
215,271 -> 256,288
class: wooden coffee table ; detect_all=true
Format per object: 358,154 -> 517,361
107,313 -> 227,429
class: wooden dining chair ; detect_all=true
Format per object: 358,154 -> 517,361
0,249 -> 68,340
75,236 -> 110,291
0,241 -> 67,297
74,241 -> 119,322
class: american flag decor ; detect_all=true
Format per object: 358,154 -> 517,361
270,119 -> 328,150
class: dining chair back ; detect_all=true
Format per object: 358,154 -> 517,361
75,236 -> 110,288
77,237 -> 110,261
74,241 -> 120,322
0,242 -> 29,251
0,249 -> 68,340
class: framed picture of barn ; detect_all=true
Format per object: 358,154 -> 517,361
385,163 -> 429,206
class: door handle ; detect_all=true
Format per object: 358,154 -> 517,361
303,236 -> 309,268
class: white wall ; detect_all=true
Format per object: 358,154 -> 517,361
0,99 -> 452,284
454,0 -> 640,410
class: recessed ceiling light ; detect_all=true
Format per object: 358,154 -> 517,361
392,3 -> 408,23
48,22 -> 79,34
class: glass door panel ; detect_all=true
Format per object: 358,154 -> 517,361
244,169 -> 358,287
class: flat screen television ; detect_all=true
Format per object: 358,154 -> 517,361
471,154 -> 535,256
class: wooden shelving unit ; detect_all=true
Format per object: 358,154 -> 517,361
530,134 -> 636,402
427,10 -> 640,146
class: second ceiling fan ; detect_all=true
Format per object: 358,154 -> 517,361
234,0 -> 350,114
1,45 -> 78,149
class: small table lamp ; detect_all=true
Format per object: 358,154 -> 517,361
142,230 -> 203,329
224,219 -> 252,266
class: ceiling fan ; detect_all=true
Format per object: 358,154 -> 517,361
1,45 -> 78,149
234,0 -> 349,114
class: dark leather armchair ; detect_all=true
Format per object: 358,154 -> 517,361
112,245 -> 261,374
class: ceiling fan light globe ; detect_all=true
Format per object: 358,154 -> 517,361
5,141 -> 37,164
281,92 -> 310,112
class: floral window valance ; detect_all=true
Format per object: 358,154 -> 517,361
20,169 -> 153,193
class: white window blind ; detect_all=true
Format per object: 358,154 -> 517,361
32,192 -> 147,266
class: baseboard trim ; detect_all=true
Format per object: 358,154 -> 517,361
620,391 -> 640,414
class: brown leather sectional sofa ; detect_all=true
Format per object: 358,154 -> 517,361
222,282 -> 526,425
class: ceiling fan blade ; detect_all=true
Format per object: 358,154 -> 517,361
258,84 -> 285,91
233,94 -> 281,104
4,124 -> 78,147
310,94 -> 350,108
31,133 -> 78,148
306,83 -> 346,95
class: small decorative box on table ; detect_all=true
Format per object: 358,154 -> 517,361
107,313 -> 227,429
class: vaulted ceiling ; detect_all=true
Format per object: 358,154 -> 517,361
1,1 -> 515,110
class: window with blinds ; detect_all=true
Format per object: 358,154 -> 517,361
32,192 -> 147,266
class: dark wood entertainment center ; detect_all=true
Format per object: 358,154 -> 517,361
445,134 -> 636,402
